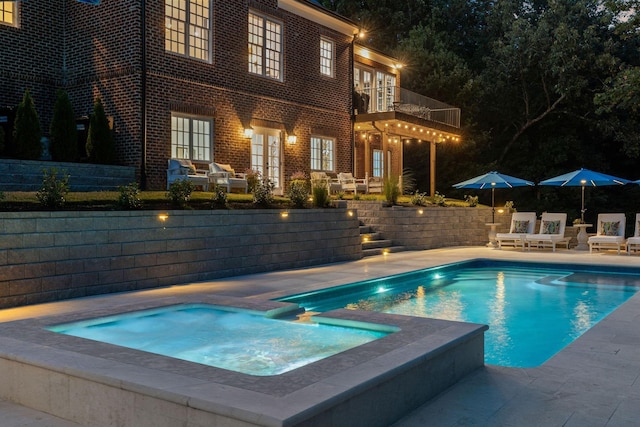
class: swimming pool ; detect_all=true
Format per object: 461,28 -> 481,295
48,303 -> 394,376
278,259 -> 640,367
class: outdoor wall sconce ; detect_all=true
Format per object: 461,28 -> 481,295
287,135 -> 297,145
244,128 -> 253,139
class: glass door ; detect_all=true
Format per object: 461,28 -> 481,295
251,127 -> 282,194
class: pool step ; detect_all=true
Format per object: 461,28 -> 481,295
359,222 -> 406,257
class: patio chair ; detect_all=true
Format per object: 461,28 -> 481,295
496,212 -> 537,250
627,213 -> 640,255
208,163 -> 248,193
166,159 -> 209,191
366,174 -> 383,194
338,172 -> 367,194
525,212 -> 571,252
588,213 -> 626,254
311,172 -> 341,193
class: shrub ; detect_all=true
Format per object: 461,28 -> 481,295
0,125 -> 5,154
383,175 -> 400,206
13,88 -> 42,160
86,97 -> 116,164
287,171 -> 308,208
36,168 -> 69,208
433,191 -> 447,207
211,186 -> 228,209
50,89 -> 78,162
116,182 -> 142,209
244,169 -> 261,193
312,183 -> 329,207
167,179 -> 195,208
410,190 -> 428,206
464,194 -> 479,207
253,177 -> 274,207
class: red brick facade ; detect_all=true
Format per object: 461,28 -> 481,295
0,0 -> 354,190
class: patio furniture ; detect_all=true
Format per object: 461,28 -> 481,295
338,172 -> 367,194
209,163 -> 248,193
525,212 -> 571,252
311,172 -> 342,193
166,159 -> 209,191
627,213 -> 640,255
588,213 -> 626,254
366,174 -> 383,194
496,212 -> 537,250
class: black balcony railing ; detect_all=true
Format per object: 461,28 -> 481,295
354,86 -> 460,128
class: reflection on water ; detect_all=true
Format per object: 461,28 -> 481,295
290,265 -> 638,368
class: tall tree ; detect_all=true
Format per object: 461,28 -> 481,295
50,89 -> 78,162
86,97 -> 116,164
13,88 -> 42,160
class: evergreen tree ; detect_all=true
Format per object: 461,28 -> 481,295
50,89 -> 78,162
13,88 -> 42,160
86,97 -> 116,164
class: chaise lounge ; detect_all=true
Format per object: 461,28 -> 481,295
627,213 -> 640,255
525,212 -> 571,252
588,213 -> 626,254
496,212 -> 537,250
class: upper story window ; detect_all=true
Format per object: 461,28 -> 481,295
171,114 -> 213,161
248,11 -> 282,80
320,37 -> 334,77
311,136 -> 334,172
165,0 -> 211,62
0,2 -> 18,27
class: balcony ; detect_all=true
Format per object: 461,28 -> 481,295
354,86 -> 460,132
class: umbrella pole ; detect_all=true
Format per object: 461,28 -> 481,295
492,187 -> 495,223
581,185 -> 585,223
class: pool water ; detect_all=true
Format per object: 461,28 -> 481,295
278,260 -> 640,367
47,304 -> 391,376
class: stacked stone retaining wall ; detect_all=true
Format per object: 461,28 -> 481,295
347,201 -> 578,250
0,209 -> 361,308
0,159 -> 136,191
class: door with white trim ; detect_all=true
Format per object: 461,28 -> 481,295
251,127 -> 282,194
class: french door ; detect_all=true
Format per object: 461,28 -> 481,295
251,127 -> 282,194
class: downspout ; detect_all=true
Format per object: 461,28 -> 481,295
350,35 -> 356,175
140,0 -> 148,189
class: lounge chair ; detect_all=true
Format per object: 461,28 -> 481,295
496,212 -> 537,250
627,213 -> 640,255
166,159 -> 209,191
310,172 -> 341,193
338,172 -> 367,194
366,174 -> 383,194
525,212 -> 571,252
208,163 -> 248,193
588,213 -> 626,254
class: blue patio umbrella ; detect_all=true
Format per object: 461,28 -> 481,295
453,171 -> 534,222
538,168 -> 630,223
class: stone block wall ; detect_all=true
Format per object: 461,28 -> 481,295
0,159 -> 136,191
0,209 -> 361,308
347,201 -> 578,250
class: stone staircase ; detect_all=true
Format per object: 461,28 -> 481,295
359,221 -> 406,257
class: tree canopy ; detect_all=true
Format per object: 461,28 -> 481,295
321,0 -> 640,222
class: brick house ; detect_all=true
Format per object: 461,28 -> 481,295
0,0 -> 460,193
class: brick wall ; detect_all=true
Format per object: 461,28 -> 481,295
0,209 -> 361,309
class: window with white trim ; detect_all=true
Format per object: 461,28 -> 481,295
0,1 -> 17,27
372,149 -> 383,177
320,37 -> 334,77
248,11 -> 282,80
165,0 -> 211,62
171,114 -> 213,161
311,136 -> 334,171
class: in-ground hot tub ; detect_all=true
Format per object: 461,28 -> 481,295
0,293 -> 487,427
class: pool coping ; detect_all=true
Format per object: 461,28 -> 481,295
0,293 -> 487,427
